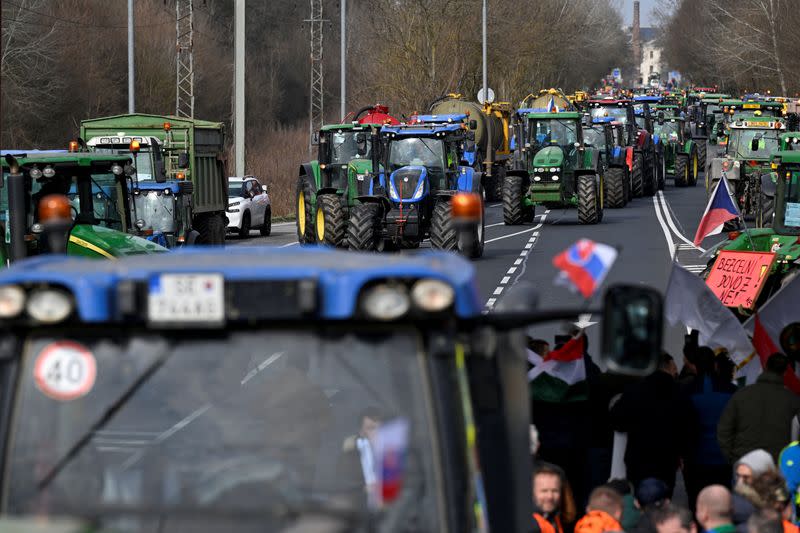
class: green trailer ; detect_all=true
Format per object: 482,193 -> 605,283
1,151 -> 166,265
80,114 -> 228,244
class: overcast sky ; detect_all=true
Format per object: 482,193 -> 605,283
620,0 -> 659,27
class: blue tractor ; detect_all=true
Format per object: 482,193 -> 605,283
0,245 -> 662,532
346,114 -> 486,257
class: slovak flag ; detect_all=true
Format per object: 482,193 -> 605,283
693,176 -> 740,246
553,239 -> 618,298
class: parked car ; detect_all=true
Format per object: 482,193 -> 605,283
227,176 -> 271,238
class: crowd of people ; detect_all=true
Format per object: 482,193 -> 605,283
528,332 -> 800,533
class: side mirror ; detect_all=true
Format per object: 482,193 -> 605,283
601,284 -> 663,376
262,183 -> 268,194
469,120 -> 478,130
356,133 -> 367,156
178,152 -> 190,169
312,132 -> 320,145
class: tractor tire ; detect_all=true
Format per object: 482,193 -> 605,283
697,141 -> 707,169
296,177 -> 315,244
658,155 -> 666,190
759,191 -> 775,228
461,188 -> 486,258
238,211 -> 251,239
502,175 -> 529,225
487,166 -> 506,202
643,154 -> 658,197
631,153 -> 644,198
688,149 -> 699,187
194,212 -> 226,244
577,175 -> 602,225
604,167 -> 626,208
314,194 -> 347,247
260,207 -> 272,236
674,155 -> 689,187
429,201 -> 458,252
347,203 -> 382,252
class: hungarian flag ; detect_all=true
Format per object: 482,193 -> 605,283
528,335 -> 588,403
693,176 -> 740,246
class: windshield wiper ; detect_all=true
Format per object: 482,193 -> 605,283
37,346 -> 173,491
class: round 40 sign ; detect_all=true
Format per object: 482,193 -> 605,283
34,341 -> 97,401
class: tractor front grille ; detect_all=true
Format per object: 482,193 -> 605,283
392,168 -> 424,201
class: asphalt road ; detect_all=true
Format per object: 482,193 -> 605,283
227,169 -> 724,364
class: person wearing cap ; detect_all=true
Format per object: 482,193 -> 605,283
717,353 -> 800,464
629,478 -> 671,533
732,450 -> 777,530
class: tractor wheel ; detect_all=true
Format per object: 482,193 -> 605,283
658,155 -> 666,190
238,211 -> 251,239
643,153 -> 657,197
296,177 -> 316,244
689,149 -> 699,187
631,153 -> 644,198
260,207 -> 272,236
623,168 -> 632,204
697,141 -> 707,169
193,213 -> 225,245
674,155 -> 689,187
759,190 -> 775,228
488,166 -> 506,202
502,175 -> 529,225
346,203 -> 382,251
577,175 -> 602,225
604,167 -> 626,208
314,194 -> 347,247
429,201 -> 458,252
460,188 -> 486,258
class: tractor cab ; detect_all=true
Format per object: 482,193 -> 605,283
0,152 -> 167,265
83,136 -> 194,248
632,95 -> 662,131
344,115 -> 485,256
0,246 -> 664,533
653,116 -> 699,186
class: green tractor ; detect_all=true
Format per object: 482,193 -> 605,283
653,115 -> 699,187
296,106 -> 399,246
503,111 -> 603,225
0,151 -> 167,265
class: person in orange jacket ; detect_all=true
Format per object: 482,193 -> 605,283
574,486 -> 625,533
532,462 -> 577,533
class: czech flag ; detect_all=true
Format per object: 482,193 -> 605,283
546,96 -> 559,113
693,177 -> 740,246
553,239 -> 618,299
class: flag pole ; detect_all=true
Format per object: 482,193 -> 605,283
722,176 -> 757,251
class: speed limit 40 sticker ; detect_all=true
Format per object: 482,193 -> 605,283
34,341 -> 97,401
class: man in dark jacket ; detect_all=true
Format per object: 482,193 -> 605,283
610,353 -> 696,494
717,353 -> 800,464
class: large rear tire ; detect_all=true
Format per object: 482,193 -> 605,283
429,201 -> 458,252
347,203 -> 382,251
502,175 -> 530,225
643,153 -> 657,197
631,153 -> 644,198
674,155 -> 689,187
688,149 -> 699,187
315,194 -> 347,247
577,175 -> 602,225
194,212 -> 226,244
487,166 -> 505,202
296,177 -> 316,244
697,141 -> 707,169
604,167 -> 626,208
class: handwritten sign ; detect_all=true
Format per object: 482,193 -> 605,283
706,251 -> 776,309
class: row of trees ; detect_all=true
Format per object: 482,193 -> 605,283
657,0 -> 800,96
2,0 -> 630,213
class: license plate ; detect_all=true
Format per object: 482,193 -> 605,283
148,273 -> 225,325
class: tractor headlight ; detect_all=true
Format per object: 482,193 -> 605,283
389,183 -> 400,201
536,167 -> 545,173
533,176 -> 542,182
111,164 -> 124,176
361,284 -> 410,321
549,167 -> 558,172
43,166 -> 56,178
29,167 -> 43,179
411,279 -> 454,312
26,288 -> 73,324
411,180 -> 425,200
0,285 -> 26,318
552,175 -> 560,181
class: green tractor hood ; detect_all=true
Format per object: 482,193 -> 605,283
67,224 -> 168,259
533,146 -> 564,168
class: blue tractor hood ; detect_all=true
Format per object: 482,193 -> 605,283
389,165 -> 428,203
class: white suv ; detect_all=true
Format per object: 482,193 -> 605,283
227,176 -> 271,238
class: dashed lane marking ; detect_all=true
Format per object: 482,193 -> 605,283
484,211 -> 549,244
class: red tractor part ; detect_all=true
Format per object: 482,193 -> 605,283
344,105 -> 400,126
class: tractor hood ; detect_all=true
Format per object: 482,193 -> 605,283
68,224 -> 169,258
533,146 -> 564,168
348,158 -> 373,174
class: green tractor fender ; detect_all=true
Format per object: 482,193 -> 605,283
683,139 -> 695,156
579,147 -> 601,172
299,161 -> 322,191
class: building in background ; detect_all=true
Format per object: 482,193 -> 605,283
629,0 -> 663,87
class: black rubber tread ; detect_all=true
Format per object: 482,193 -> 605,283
260,207 -> 272,236
697,141 -> 707,169
429,201 -> 458,252
631,154 -> 644,198
238,211 -> 251,239
674,155 -> 689,187
502,175 -> 525,225
463,188 -> 486,258
658,155 -> 666,190
577,175 -> 601,225
295,177 -> 315,244
486,166 -> 505,202
208,213 -> 226,244
193,214 -> 211,244
346,203 -> 382,251
688,149 -> 699,187
643,153 -> 657,197
604,167 -> 626,208
315,194 -> 347,247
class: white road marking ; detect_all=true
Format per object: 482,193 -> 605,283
653,195 -> 676,259
485,212 -> 549,309
657,191 -> 705,252
485,211 -> 549,244
280,242 -> 300,248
